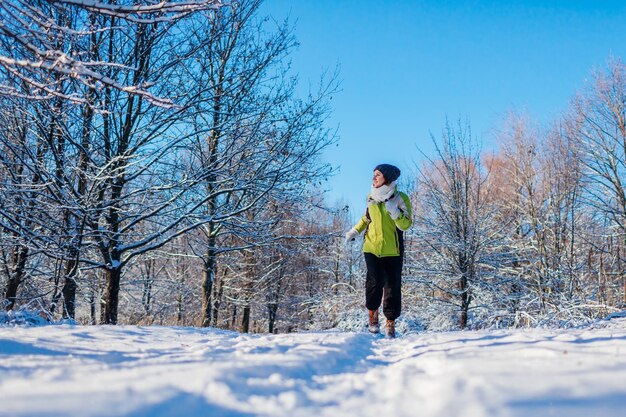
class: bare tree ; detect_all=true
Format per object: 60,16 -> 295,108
569,59 -> 626,309
410,120 -> 508,329
0,0 -> 220,106
178,0 -> 337,327
0,0 -> 225,322
0,0 -> 337,327
0,98 -> 49,311
493,111 -> 590,324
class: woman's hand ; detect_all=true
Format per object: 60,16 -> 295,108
345,228 -> 359,244
385,197 -> 401,219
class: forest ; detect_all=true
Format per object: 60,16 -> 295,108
1,0 -> 625,333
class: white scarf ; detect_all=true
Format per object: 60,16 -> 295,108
368,181 -> 397,203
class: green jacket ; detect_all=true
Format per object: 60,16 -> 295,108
354,192 -> 412,257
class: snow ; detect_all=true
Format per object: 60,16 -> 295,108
1,319 -> 626,417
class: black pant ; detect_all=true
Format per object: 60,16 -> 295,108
364,253 -> 402,320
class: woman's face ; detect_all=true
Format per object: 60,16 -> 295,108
372,170 -> 386,188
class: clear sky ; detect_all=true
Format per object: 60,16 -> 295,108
260,0 -> 626,218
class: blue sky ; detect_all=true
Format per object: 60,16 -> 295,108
260,0 -> 626,218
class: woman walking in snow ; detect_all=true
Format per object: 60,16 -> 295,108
345,164 -> 412,338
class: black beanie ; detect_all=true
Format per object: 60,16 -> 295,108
374,164 -> 401,183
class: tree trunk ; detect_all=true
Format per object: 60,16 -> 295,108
458,255 -> 476,330
268,303 -> 278,333
5,277 -> 21,311
4,245 -> 28,310
141,259 -> 154,318
200,244 -> 216,327
240,303 -> 251,333
459,273 -> 469,329
104,266 -> 122,324
176,258 -> 185,325
61,250 -> 80,319
212,268 -> 224,327
267,264 -> 282,334
240,249 -> 256,333
231,305 -> 238,329
62,276 -> 78,319
89,278 -> 97,325
49,265 -> 63,316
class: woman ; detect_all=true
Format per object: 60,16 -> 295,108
345,164 -> 412,338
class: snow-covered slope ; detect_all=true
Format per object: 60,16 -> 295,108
1,319 -> 625,417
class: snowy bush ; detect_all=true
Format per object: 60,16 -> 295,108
0,309 -> 50,327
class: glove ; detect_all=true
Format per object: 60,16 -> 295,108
345,227 -> 359,244
385,197 -> 401,219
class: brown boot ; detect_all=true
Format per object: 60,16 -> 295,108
386,319 -> 396,339
368,309 -> 380,334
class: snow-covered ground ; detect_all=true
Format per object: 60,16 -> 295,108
1,318 -> 626,417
